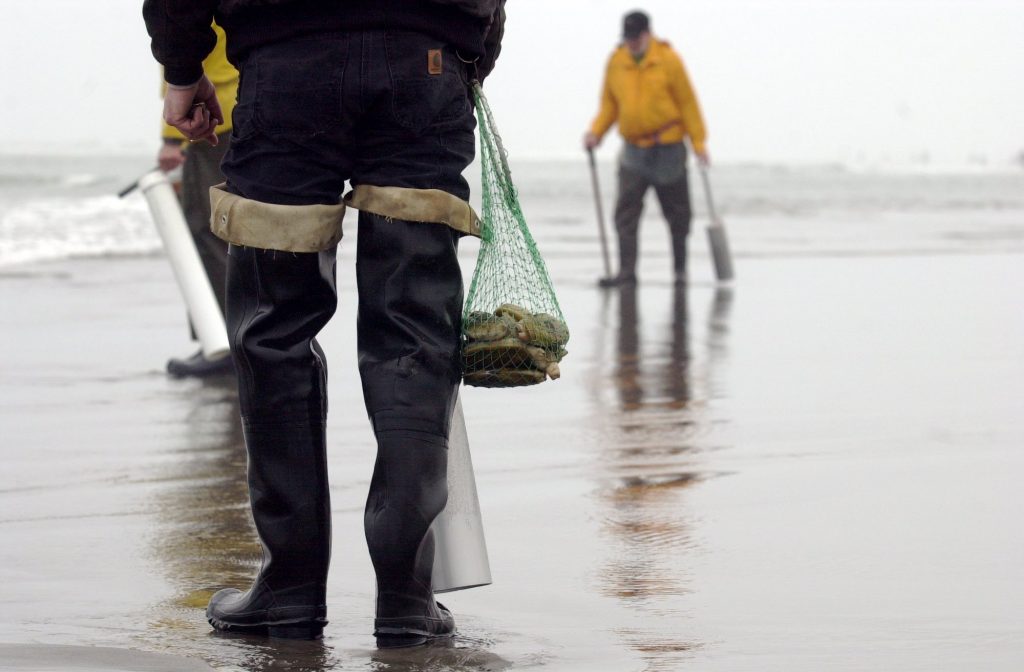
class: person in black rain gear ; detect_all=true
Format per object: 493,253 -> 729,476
143,0 -> 506,647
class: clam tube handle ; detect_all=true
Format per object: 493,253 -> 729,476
137,170 -> 230,359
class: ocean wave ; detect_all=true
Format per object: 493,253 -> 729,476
0,195 -> 161,268
60,173 -> 103,188
2,155 -> 1023,269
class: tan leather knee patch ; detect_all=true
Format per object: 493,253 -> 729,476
209,184 -> 345,252
344,185 -> 481,238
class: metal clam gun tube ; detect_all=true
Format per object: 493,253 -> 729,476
431,395 -> 492,593
137,170 -> 230,359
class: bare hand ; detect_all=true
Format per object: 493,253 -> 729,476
583,132 -> 600,151
696,148 -> 711,168
163,75 -> 223,146
157,142 -> 186,172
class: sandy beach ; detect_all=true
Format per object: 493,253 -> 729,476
1,225 -> 1022,670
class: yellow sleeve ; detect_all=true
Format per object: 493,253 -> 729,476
160,22 -> 238,140
589,57 -> 619,139
668,52 -> 707,154
203,24 -> 236,85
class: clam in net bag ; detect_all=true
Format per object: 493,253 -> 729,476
462,83 -> 569,388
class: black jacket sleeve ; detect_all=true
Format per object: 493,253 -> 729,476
478,0 -> 506,82
142,0 -> 219,86
429,0 -> 499,20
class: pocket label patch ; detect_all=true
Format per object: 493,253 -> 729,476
428,49 -> 443,75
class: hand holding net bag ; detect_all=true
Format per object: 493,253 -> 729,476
462,83 -> 570,388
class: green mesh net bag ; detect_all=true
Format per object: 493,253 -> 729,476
462,83 -> 570,388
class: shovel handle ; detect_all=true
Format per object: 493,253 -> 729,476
698,163 -> 719,223
117,166 -> 161,199
587,148 -> 614,278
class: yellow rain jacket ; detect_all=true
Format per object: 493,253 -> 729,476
161,23 -> 238,141
589,39 -> 707,154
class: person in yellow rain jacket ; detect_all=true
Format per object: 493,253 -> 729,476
157,23 -> 239,377
584,10 -> 708,287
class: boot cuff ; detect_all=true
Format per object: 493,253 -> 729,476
344,185 -> 481,238
210,184 -> 346,252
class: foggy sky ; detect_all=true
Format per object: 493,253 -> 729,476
3,0 -> 1022,166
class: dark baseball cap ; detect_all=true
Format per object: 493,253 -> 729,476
622,11 -> 650,39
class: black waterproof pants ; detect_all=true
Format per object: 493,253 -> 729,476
613,143 -> 693,279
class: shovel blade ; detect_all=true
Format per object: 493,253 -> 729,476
706,221 -> 735,282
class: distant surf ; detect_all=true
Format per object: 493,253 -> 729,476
1,154 -> 1022,269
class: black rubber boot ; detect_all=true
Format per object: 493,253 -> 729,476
365,431 -> 454,648
166,349 -> 235,378
673,237 -> 689,285
355,212 -> 463,648
653,173 -> 691,285
605,164 -> 645,288
206,244 -> 337,640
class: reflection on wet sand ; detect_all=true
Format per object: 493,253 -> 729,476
202,633 -> 339,672
595,285 -> 732,669
137,378 -> 512,671
613,285 -> 706,410
132,377 -> 346,669
705,286 -> 734,399
145,378 -> 257,607
364,636 -> 513,671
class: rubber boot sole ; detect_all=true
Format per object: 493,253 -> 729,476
208,616 -> 325,640
373,605 -> 455,649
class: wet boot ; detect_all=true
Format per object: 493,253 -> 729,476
365,432 -> 454,647
655,174 -> 692,286
602,164 -> 644,288
354,212 -> 462,648
166,348 -> 235,378
673,237 -> 689,286
207,244 -> 337,640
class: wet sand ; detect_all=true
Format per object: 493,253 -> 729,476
1,247 -> 1022,671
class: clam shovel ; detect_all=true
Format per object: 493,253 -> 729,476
698,164 -> 735,282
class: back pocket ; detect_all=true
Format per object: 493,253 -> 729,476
386,32 -> 470,135
252,38 -> 344,139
